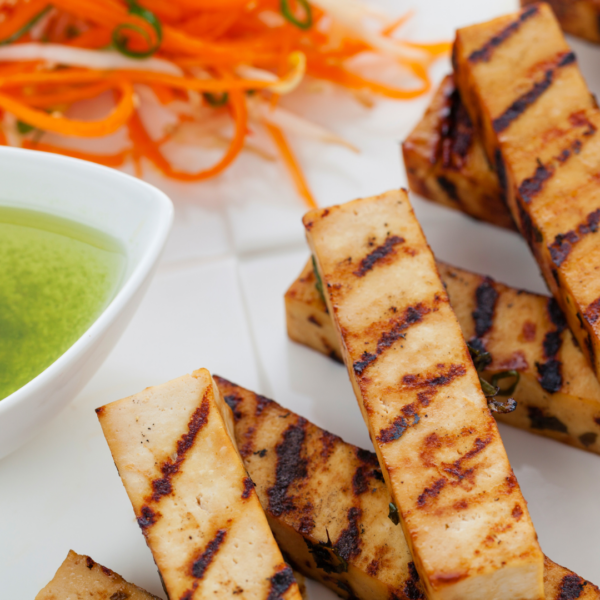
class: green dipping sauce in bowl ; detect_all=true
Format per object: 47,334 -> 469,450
0,206 -> 126,401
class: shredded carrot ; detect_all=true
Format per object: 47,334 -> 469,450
0,79 -> 134,136
0,0 -> 449,207
0,0 -> 49,42
266,123 -> 317,209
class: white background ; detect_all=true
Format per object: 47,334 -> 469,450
2,0 -> 600,596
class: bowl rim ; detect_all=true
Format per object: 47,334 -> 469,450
0,147 -> 173,413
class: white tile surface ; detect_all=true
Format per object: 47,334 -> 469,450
4,0 -> 600,596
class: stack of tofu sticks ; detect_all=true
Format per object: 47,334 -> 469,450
36,4 -> 600,599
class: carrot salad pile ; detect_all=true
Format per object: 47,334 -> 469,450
0,0 -> 449,206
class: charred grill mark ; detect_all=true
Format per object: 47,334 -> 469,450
417,478 -> 447,508
517,198 -> 536,246
352,464 -> 371,495
535,298 -> 566,393
493,52 -> 576,133
321,430 -> 341,460
137,505 -> 158,531
585,296 -> 600,325
335,507 -> 362,561
536,359 -> 563,393
472,277 -> 499,338
353,302 -> 439,376
528,406 -> 568,433
150,395 -> 210,502
437,176 -> 459,202
402,364 -> 467,390
267,418 -> 308,516
549,209 -> 600,267
353,352 -> 377,376
495,149 -> 508,198
377,404 -> 420,444
366,559 -> 379,577
440,89 -> 474,170
298,503 -> 315,534
308,315 -> 322,327
267,565 -> 296,600
468,5 -> 539,63
86,556 -> 95,569
256,394 -> 274,416
224,394 -> 242,421
442,436 -> 492,484
519,161 -> 554,203
356,447 -> 379,466
543,330 -> 563,358
242,476 -> 255,499
548,298 -> 568,330
580,432 -> 597,447
353,235 -> 405,277
403,561 -> 425,600
557,573 -> 586,600
191,529 -> 227,579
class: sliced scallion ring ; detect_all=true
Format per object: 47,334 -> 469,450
203,92 -> 229,107
113,2 -> 162,59
0,6 -> 52,46
491,370 -> 520,396
280,0 -> 313,30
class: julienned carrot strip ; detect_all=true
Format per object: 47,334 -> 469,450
0,79 -> 134,136
0,66 -> 302,94
265,122 -> 317,209
0,0 -> 449,202
67,27 -> 112,48
139,0 -> 183,23
307,59 -> 430,100
0,0 -> 49,42
127,86 -> 247,181
22,139 -> 128,167
15,80 -> 118,108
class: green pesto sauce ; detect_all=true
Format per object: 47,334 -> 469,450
0,206 -> 126,401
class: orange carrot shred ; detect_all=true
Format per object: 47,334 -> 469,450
266,122 -> 317,209
0,0 -> 448,204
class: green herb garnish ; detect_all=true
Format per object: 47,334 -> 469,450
0,6 -> 51,46
113,1 -> 162,59
312,255 -> 326,305
491,370 -> 520,396
388,502 -> 400,525
17,120 -> 35,135
203,92 -> 229,107
280,0 -> 313,30
305,530 -> 348,574
467,341 -> 518,414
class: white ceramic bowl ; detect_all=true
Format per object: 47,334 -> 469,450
0,147 -> 173,459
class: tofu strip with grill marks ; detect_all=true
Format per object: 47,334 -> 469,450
36,551 -> 161,600
402,74 -> 514,231
96,368 -> 301,600
303,190 -> 544,599
215,377 -> 600,600
521,0 -> 600,44
454,3 -> 600,376
285,259 -> 600,455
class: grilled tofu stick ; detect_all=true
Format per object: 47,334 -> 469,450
403,74 -> 514,230
286,259 -> 600,454
36,551 -> 160,600
454,3 -> 600,376
521,0 -> 600,44
96,369 -> 301,600
304,190 -> 545,599
215,377 -> 600,600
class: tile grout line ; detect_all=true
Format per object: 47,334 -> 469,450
221,213 -> 275,399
